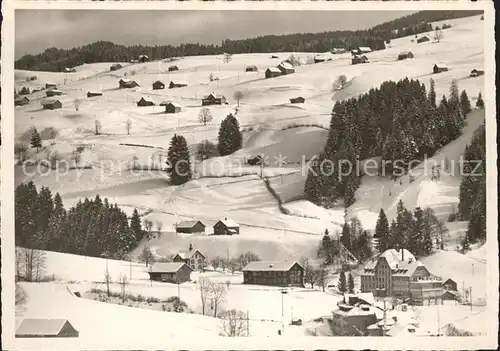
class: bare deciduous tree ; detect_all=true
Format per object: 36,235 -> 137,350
210,282 -> 227,317
118,274 -> 129,303
233,91 -> 244,107
74,98 -> 82,111
219,309 -> 248,337
104,269 -> 112,297
72,149 -> 82,167
434,28 -> 443,43
95,120 -> 102,135
15,143 -> 29,164
197,277 -> 212,316
138,246 -> 155,267
198,107 -> 213,126
46,150 -> 63,170
125,119 -> 132,135
144,220 -> 153,238
315,266 -> 330,292
21,248 -> 46,282
334,75 -> 348,91
155,220 -> 163,237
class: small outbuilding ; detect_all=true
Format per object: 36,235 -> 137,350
169,81 -> 188,89
45,82 -> 57,89
277,62 -> 295,75
16,319 -> 79,338
245,65 -> 258,72
160,101 -> 182,114
397,51 -> 415,60
314,57 -> 326,63
442,278 -> 458,291
213,218 -> 240,235
119,78 -> 139,89
201,93 -> 226,106
470,69 -> 484,77
138,55 -> 149,63
357,47 -> 372,54
148,262 -> 193,283
137,96 -> 155,107
290,97 -> 305,104
152,80 -> 165,90
433,63 -> 448,74
41,99 -> 62,110
175,220 -> 205,233
442,290 -> 459,304
168,65 -> 179,72
265,67 -> 282,78
352,55 -> 369,65
417,36 -> 430,44
15,96 -> 30,106
46,89 -> 63,97
87,91 -> 103,98
110,63 -> 123,71
64,67 -> 76,73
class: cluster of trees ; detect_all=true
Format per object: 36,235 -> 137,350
305,77 -> 473,208
14,11 -> 482,72
458,124 -> 486,248
211,251 -> 261,274
374,202 -> 448,257
197,277 -> 230,317
15,181 -> 144,259
337,271 -> 355,294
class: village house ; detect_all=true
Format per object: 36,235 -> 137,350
19,86 -> 31,95
15,96 -> 30,106
173,247 -> 206,271
41,99 -> 62,110
45,82 -> 57,89
352,55 -> 369,65
442,290 -> 460,305
138,55 -> 149,63
152,80 -> 165,90
245,65 -> 258,72
137,97 -> 155,107
16,319 -> 79,338
169,81 -> 188,89
168,65 -> 179,72
119,79 -> 139,89
352,47 -> 372,55
110,63 -> 123,71
360,249 -> 443,306
87,91 -> 103,98
148,262 -> 193,283
417,35 -> 431,44
277,62 -> 295,75
46,89 -> 63,97
160,101 -> 182,114
213,218 -> 240,235
290,97 -> 305,104
470,69 -> 484,77
242,261 -> 305,287
201,93 -> 226,106
397,51 -> 415,60
433,63 -> 449,74
265,67 -> 282,78
331,302 -> 378,336
175,220 -> 205,233
442,278 -> 458,291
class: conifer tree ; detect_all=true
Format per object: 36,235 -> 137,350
410,207 -> 424,256
338,271 -> 347,294
320,232 -> 333,265
476,91 -> 484,109
347,273 -> 355,294
130,208 -> 144,242
167,134 -> 192,185
218,113 -> 242,156
30,128 -> 42,152
460,90 -> 472,116
340,222 -> 351,251
374,209 -> 390,253
428,78 -> 437,108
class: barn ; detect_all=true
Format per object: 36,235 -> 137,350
137,97 -> 155,107
15,96 -> 30,106
168,65 -> 179,71
175,220 -> 205,233
433,63 -> 448,74
110,63 -> 123,71
242,261 -> 305,287
148,262 -> 193,283
45,82 -> 57,89
201,93 -> 226,106
470,69 -> 484,77
119,79 -> 139,89
277,62 -> 295,75
265,67 -> 282,78
397,51 -> 415,60
152,80 -> 165,90
290,97 -> 305,104
41,99 -> 62,110
213,218 -> 240,235
169,81 -> 188,89
16,319 -> 79,338
46,89 -> 63,97
417,36 -> 430,43
64,67 -> 76,73
352,55 -> 369,65
87,91 -> 103,98
245,65 -> 258,72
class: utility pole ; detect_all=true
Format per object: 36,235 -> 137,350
246,310 -> 250,336
437,300 -> 441,336
129,258 -> 132,281
382,299 -> 386,336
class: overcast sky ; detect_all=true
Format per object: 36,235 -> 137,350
15,10 -> 414,58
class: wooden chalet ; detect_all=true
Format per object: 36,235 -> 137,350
148,262 -> 193,283
110,63 -> 123,71
168,65 -> 179,71
45,82 -> 57,89
169,81 -> 188,89
41,99 -> 62,110
242,261 -> 305,287
417,36 -> 430,43
16,319 -> 79,338
119,79 -> 139,89
397,51 -> 415,60
470,69 -> 484,77
213,218 -> 240,235
442,278 -> 458,291
265,67 -> 282,78
201,93 -> 226,106
137,97 -> 155,107
173,248 -> 206,271
433,63 -> 448,74
152,80 -> 165,90
277,62 -> 295,75
245,65 -> 258,72
175,220 -> 205,233
352,55 -> 369,65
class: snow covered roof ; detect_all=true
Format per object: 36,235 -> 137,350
16,319 -> 75,337
139,96 -> 155,103
202,93 -> 225,100
278,62 -> 295,70
434,63 -> 448,68
149,262 -> 190,273
358,47 -> 372,52
399,51 -> 413,55
176,249 -> 205,259
242,261 -> 303,272
42,98 -> 61,105
217,218 -> 239,228
361,249 -> 425,277
266,67 -> 281,73
176,220 -> 204,228
120,78 -> 133,83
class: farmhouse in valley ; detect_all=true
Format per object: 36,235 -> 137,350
277,62 -> 295,75
265,67 -> 282,78
15,96 -> 30,106
137,97 -> 155,107
245,65 -> 258,72
87,91 -> 103,98
201,93 -> 226,106
470,69 -> 484,77
173,247 -> 206,271
433,63 -> 448,74
168,65 -> 179,71
110,63 -> 123,71
169,81 -> 188,89
45,82 -> 57,89
352,47 -> 372,55
46,89 -> 63,97
213,218 -> 240,235
175,220 -> 205,233
242,261 -> 305,287
148,262 -> 193,283
152,80 -> 165,90
119,78 -> 139,89
352,55 -> 369,65
417,35 -> 430,43
160,101 -> 182,114
41,99 -> 62,110
397,51 -> 414,60
16,319 -> 79,338
360,248 -> 443,305
290,97 -> 305,104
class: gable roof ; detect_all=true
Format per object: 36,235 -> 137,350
16,319 -> 73,336
139,96 -> 155,103
42,98 -> 61,105
278,62 -> 295,70
399,51 -> 413,55
176,220 -> 204,228
15,96 -> 30,102
358,47 -> 372,52
149,262 -> 191,273
242,261 -> 303,272
434,63 -> 448,69
202,93 -> 225,100
266,67 -> 281,73
176,249 -> 205,260
217,218 -> 239,228
120,78 -> 134,83
153,80 -> 164,85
